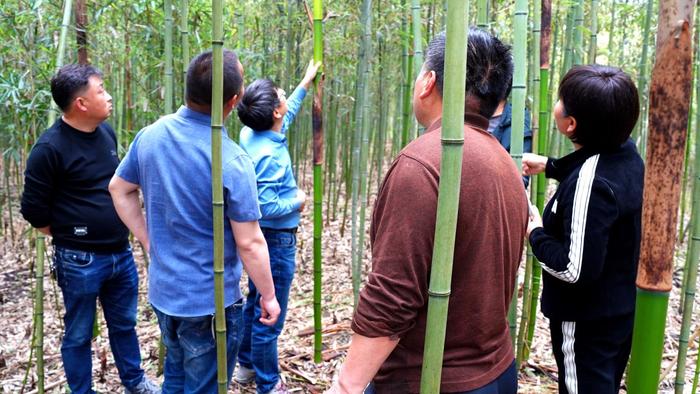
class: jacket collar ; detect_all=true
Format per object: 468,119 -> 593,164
425,112 -> 490,134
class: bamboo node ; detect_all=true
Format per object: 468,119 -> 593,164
441,138 -> 463,145
427,289 -> 451,297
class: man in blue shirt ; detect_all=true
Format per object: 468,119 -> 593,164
233,60 -> 320,394
109,49 -> 281,393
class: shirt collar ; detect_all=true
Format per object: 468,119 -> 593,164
424,112 -> 491,134
176,105 -> 213,125
254,129 -> 287,143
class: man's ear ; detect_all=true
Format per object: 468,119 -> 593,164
563,116 -> 577,138
418,70 -> 437,99
273,108 -> 283,119
74,97 -> 88,113
225,94 -> 239,112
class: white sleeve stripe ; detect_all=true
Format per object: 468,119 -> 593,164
540,154 -> 600,283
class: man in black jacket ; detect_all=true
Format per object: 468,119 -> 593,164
21,64 -> 159,394
523,65 -> 644,394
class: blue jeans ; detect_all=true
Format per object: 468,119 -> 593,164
153,301 -> 243,394
54,246 -> 144,394
239,228 -> 297,393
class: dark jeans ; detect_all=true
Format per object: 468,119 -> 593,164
550,314 -> 634,394
54,246 -> 144,394
239,228 -> 297,393
154,301 -> 243,394
364,361 -> 517,394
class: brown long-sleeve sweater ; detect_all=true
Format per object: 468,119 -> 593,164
352,114 -> 528,393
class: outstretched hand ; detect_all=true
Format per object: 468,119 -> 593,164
522,153 -> 548,176
301,60 -> 322,89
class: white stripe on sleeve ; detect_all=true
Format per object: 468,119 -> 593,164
540,154 -> 600,283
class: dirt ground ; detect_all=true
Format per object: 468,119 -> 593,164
0,174 -> 697,393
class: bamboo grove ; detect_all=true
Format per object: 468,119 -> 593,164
2,0 -> 700,392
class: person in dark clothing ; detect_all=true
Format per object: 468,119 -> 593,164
20,64 -> 159,394
489,83 -> 532,187
523,65 -> 644,394
325,29 -> 527,394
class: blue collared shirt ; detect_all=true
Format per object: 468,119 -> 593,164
116,106 -> 261,317
239,86 -> 307,229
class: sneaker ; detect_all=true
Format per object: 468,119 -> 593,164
264,380 -> 289,394
124,377 -> 161,394
234,365 -> 256,384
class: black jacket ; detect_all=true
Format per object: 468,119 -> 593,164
529,139 -> 644,321
20,118 -> 129,253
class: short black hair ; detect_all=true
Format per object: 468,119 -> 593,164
186,49 -> 243,106
424,28 -> 513,118
50,64 -> 103,111
236,79 -> 280,131
559,65 -> 639,150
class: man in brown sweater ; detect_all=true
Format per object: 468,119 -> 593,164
326,29 -> 528,394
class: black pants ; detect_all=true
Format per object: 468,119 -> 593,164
549,314 -> 634,394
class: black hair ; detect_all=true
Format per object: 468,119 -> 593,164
50,64 -> 103,111
236,79 -> 281,131
558,65 -> 640,150
424,28 -> 513,118
186,49 -> 243,106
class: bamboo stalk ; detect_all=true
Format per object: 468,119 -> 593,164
588,0 -> 598,63
419,1 -> 468,391
312,0 -> 325,364
476,0 -> 488,29
164,0 -> 174,113
351,0 -> 373,308
627,1 -> 695,392
674,6 -> 700,390
412,0 -> 423,77
33,234 -> 45,393
48,0 -> 73,126
210,0 -> 226,391
517,0 -> 538,365
180,0 -> 189,100
527,0 -> 552,353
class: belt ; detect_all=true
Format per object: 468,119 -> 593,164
261,227 -> 297,234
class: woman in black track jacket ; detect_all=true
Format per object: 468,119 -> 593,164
523,65 -> 644,394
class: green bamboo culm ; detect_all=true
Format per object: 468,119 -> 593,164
312,0 -> 325,364
48,0 -> 74,125
401,0 -> 413,148
351,0 -> 373,308
627,0 -> 695,392
419,0 -> 468,392
516,0 -> 538,365
507,0 -> 528,349
527,0 -> 552,353
674,11 -> 700,390
180,0 -> 189,99
164,0 -> 174,114
588,0 -> 598,63
476,0 -> 488,30
210,0 -> 227,391
33,233 -> 46,393
571,0 -> 584,66
633,0 -> 654,157
412,0 -> 423,77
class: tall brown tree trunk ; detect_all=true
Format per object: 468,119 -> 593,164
627,1 -> 694,392
637,0 -> 694,293
75,0 -> 88,64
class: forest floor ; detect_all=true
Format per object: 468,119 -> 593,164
0,170 -> 698,394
